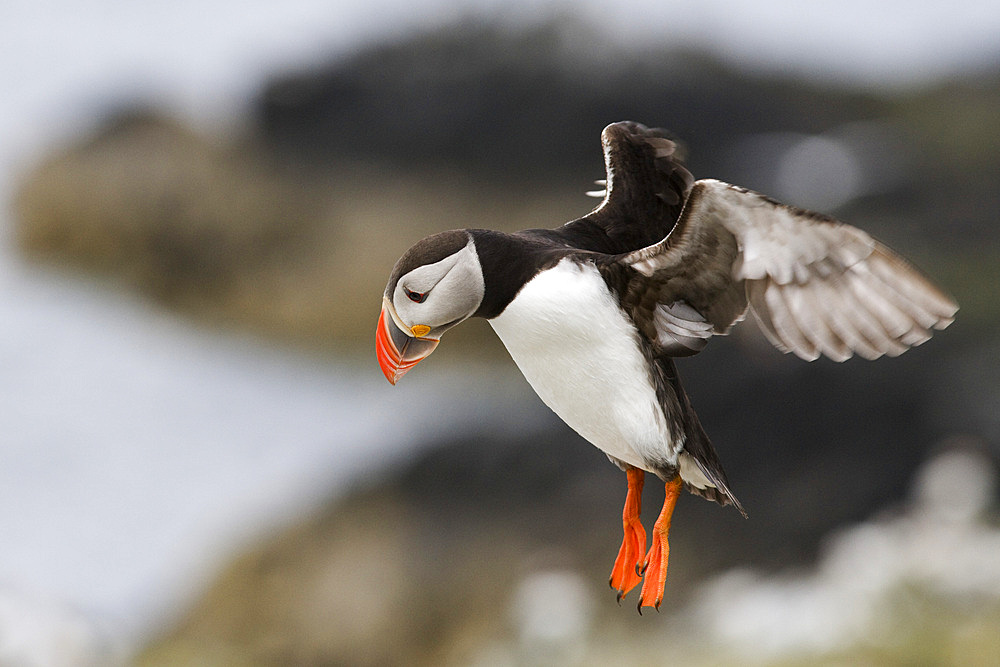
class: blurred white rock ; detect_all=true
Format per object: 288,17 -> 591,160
692,439 -> 999,660
0,587 -> 124,667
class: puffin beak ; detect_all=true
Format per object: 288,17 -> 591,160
376,303 -> 440,385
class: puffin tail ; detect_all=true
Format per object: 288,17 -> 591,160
682,452 -> 748,518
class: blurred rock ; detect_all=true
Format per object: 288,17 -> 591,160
12,109 -> 334,341
692,441 -> 1000,664
10,108 -> 591,349
256,19 -> 881,183
134,337 -> 992,665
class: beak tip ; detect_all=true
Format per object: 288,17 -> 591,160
376,304 -> 438,384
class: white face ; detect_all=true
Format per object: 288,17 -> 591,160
389,239 -> 485,339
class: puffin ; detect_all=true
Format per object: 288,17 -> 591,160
375,121 -> 957,612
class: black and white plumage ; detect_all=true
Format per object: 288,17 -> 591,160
376,121 -> 957,608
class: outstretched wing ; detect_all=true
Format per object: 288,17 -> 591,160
539,121 -> 694,254
618,179 -> 958,361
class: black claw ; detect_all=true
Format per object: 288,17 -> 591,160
636,600 -> 643,616
616,590 -> 623,605
636,562 -> 647,576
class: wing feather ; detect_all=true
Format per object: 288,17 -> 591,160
618,179 -> 957,361
746,280 -> 789,352
551,122 -> 694,254
764,281 -> 820,360
809,275 -> 883,360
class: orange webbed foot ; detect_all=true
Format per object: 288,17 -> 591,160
609,467 -> 646,602
637,475 -> 682,613
609,514 -> 646,601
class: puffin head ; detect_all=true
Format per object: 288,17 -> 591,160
377,229 -> 485,384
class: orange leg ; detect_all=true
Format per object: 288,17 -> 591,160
637,475 -> 683,613
609,467 -> 646,602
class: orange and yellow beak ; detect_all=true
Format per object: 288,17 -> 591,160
376,303 -> 440,385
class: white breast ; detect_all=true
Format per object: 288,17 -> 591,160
489,258 -> 682,471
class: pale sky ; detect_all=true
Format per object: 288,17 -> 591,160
3,0 -> 998,161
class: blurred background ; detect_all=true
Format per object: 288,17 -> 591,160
2,0 -> 999,665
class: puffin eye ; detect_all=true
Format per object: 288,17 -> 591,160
404,288 -> 427,303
